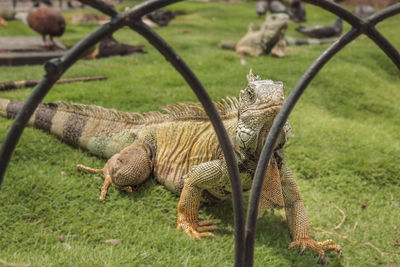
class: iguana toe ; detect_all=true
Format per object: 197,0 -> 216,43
177,219 -> 217,239
197,220 -> 213,226
289,237 -> 341,259
197,225 -> 218,232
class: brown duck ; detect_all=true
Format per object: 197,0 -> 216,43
27,6 -> 66,50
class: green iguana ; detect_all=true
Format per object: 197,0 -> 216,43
0,71 -> 341,260
220,13 -> 290,58
219,13 -> 335,58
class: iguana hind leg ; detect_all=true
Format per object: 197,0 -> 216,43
77,143 -> 154,201
176,160 -> 227,239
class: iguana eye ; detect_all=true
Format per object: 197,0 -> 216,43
247,88 -> 256,103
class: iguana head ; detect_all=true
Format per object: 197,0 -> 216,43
237,70 -> 285,151
261,13 -> 289,54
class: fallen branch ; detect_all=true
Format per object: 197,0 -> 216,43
332,205 -> 346,230
0,76 -> 108,91
312,227 -> 355,244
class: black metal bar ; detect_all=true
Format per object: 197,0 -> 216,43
0,76 -> 53,183
303,0 -> 362,27
244,28 -> 362,267
369,3 -> 400,25
129,20 -> 245,267
244,1 -> 400,266
123,0 -> 182,19
82,2 -> 246,265
0,0 -> 187,187
78,0 -> 118,17
0,1 -> 246,265
363,4 -> 400,70
365,26 -> 400,70
0,0 -> 399,266
244,1 -> 400,265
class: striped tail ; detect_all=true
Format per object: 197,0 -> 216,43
0,98 -> 140,159
0,98 -> 57,131
285,36 -> 336,46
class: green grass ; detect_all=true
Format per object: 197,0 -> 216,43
1,1 -> 400,266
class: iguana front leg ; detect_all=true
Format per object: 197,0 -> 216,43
77,142 -> 154,201
257,156 -> 284,219
281,163 -> 342,260
176,160 -> 227,239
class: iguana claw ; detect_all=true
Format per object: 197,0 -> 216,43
318,255 -> 331,265
176,218 -> 218,240
289,238 -> 341,258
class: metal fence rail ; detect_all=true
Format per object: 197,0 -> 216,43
0,0 -> 399,266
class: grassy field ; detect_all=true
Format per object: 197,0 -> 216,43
0,1 -> 399,266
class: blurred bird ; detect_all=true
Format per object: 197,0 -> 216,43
98,35 -> 145,58
354,4 -> 375,18
27,6 -> 66,50
255,0 -> 269,17
296,17 -> 342,39
0,16 -> 7,26
32,0 -> 53,7
146,9 -> 183,27
269,1 -> 287,14
289,0 -> 306,23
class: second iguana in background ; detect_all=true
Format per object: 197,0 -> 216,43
0,71 -> 341,261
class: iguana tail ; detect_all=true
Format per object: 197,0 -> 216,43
218,37 -> 335,53
285,36 -> 335,46
0,98 -> 142,158
218,40 -> 237,50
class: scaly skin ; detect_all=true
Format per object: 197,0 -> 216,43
0,70 -> 341,261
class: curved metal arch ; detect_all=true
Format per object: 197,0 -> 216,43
0,1 -> 399,267
0,1 -> 245,265
244,1 -> 400,266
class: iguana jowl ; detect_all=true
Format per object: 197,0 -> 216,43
0,71 -> 341,259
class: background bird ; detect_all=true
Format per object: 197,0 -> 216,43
255,0 -> 269,17
296,17 -> 342,38
32,0 -> 53,7
98,35 -> 145,58
0,16 -> 7,26
269,1 -> 287,14
146,9 -> 183,27
289,0 -> 306,22
27,6 -> 66,50
354,4 -> 375,18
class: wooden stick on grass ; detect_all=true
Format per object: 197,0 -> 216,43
0,76 -> 108,91
312,227 -> 355,244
